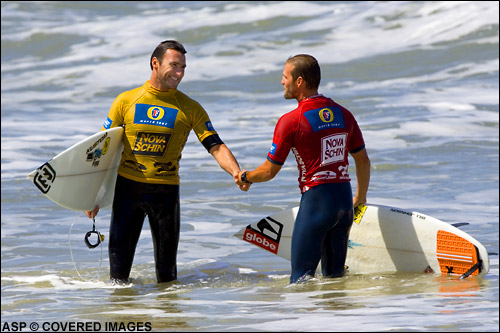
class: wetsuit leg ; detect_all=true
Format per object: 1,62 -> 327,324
290,182 -> 353,283
144,184 -> 180,283
108,176 -> 147,283
109,176 -> 180,284
321,184 -> 353,278
290,195 -> 325,283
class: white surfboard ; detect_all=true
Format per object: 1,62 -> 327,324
28,127 -> 124,212
234,203 -> 489,279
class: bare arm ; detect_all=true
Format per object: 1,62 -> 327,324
351,147 -> 371,207
209,143 -> 250,191
236,159 -> 282,185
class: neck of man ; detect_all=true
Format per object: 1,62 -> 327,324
149,73 -> 178,92
297,89 -> 319,102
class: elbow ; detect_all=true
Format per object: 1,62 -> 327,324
352,149 -> 371,173
266,163 -> 282,181
250,161 -> 282,183
362,156 -> 371,174
266,169 -> 279,181
364,156 -> 371,168
251,169 -> 275,183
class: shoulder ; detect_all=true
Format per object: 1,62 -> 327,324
175,90 -> 204,110
326,98 -> 357,121
114,85 -> 147,103
279,107 -> 300,122
274,108 -> 300,137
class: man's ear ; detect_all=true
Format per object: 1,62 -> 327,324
296,76 -> 304,88
151,57 -> 159,71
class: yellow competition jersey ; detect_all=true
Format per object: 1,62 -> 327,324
102,81 -> 220,185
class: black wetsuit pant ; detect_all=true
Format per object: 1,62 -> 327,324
109,175 -> 180,283
290,182 -> 354,283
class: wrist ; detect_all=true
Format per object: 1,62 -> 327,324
241,171 -> 252,184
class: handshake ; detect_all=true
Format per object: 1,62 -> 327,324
233,170 -> 251,192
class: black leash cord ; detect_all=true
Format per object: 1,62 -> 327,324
84,218 -> 103,249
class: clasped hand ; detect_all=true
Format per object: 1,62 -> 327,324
234,170 -> 250,192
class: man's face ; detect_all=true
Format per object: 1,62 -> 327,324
154,49 -> 186,90
281,62 -> 298,100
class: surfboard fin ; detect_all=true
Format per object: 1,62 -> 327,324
451,222 -> 469,228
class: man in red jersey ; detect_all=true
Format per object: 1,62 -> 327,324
236,54 -> 371,283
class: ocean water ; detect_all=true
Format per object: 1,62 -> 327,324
1,1 -> 498,331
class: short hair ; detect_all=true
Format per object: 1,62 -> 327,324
150,40 -> 187,70
286,54 -> 321,90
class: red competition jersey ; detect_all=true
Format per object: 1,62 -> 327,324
267,95 -> 365,193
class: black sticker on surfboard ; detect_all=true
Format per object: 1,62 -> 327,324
33,163 -> 56,194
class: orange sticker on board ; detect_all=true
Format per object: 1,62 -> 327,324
436,230 -> 479,276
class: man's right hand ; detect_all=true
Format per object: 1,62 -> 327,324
86,205 -> 99,219
234,170 -> 251,191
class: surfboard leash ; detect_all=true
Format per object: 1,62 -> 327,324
459,260 -> 482,279
84,218 -> 104,249
68,216 -> 104,281
458,245 -> 483,279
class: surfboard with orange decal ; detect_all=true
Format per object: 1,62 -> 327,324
234,203 -> 489,278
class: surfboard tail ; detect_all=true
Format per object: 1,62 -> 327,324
436,230 -> 482,277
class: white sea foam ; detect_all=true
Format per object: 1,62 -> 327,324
2,1 -> 498,105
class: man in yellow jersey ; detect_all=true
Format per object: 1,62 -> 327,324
86,40 -> 248,284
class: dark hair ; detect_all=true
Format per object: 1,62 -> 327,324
286,54 -> 321,90
150,40 -> 187,70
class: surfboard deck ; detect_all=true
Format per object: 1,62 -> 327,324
28,127 -> 124,212
234,203 -> 489,278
